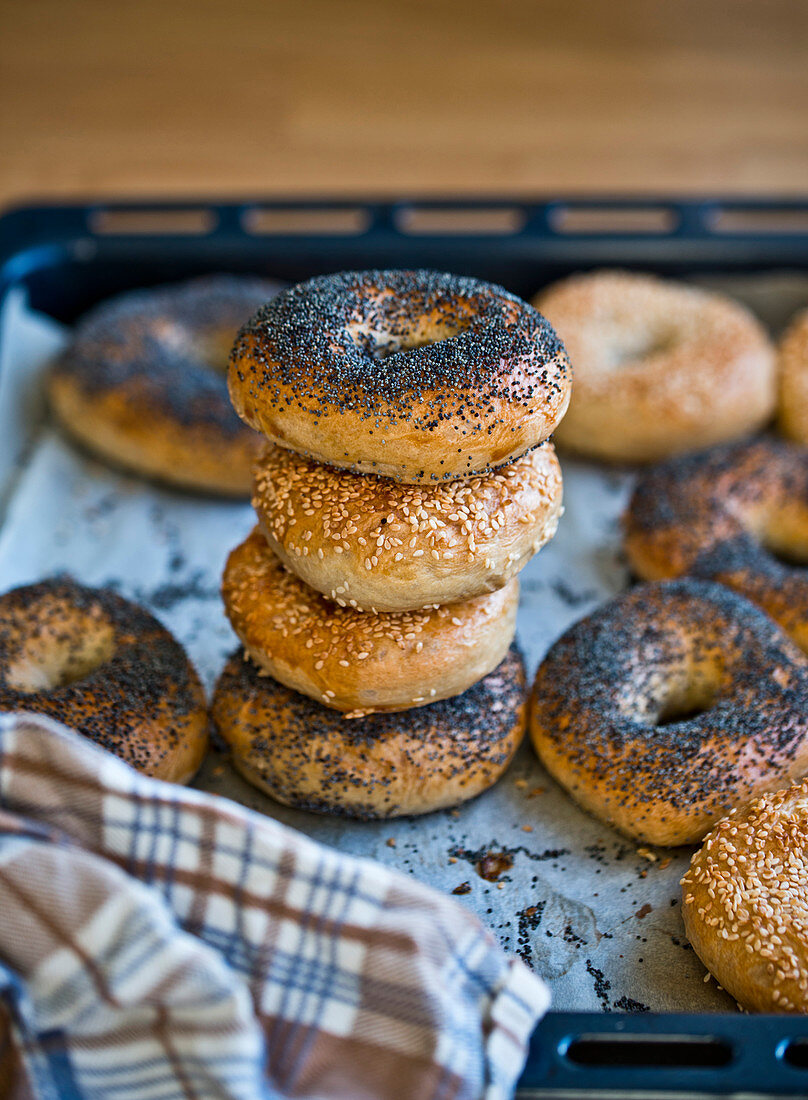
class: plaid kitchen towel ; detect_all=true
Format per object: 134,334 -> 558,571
0,713 -> 549,1100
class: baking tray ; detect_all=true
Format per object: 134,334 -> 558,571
2,197 -> 808,1098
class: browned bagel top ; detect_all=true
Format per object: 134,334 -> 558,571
54,275 -> 283,436
626,438 -> 808,562
624,438 -> 808,651
230,269 -> 569,439
0,577 -> 206,774
682,780 -> 808,1012
532,579 -> 808,814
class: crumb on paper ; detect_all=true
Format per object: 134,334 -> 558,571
475,852 -> 514,881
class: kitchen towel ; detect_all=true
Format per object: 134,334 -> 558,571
0,712 -> 548,1099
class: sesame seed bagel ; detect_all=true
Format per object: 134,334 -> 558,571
50,275 -> 283,496
624,438 -> 808,654
682,780 -> 808,1013
535,271 -> 776,463
212,644 -> 526,818
0,578 -> 208,782
529,580 -> 808,847
251,440 -> 562,612
779,307 -> 808,445
228,269 -> 571,484
221,528 -> 518,714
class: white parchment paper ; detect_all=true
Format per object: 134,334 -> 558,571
2,274 -> 806,1013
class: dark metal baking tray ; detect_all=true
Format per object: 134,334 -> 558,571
2,196 -> 808,1097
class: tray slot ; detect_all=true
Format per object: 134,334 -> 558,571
396,204 -> 526,236
242,205 -> 371,236
708,206 -> 808,235
520,1012 -> 808,1094
782,1038 -> 808,1069
563,1033 -> 733,1069
549,204 -> 678,235
89,207 -> 217,236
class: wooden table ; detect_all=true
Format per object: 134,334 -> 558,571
2,0 -> 807,206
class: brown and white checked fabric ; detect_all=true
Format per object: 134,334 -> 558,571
0,713 -> 549,1100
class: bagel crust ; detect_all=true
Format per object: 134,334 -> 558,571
252,441 -> 562,612
212,644 -> 526,818
535,270 -> 776,463
682,781 -> 808,1013
50,275 -> 283,495
530,579 -> 808,847
228,269 -> 571,484
221,528 -> 518,714
779,307 -> 808,445
624,438 -> 808,654
0,578 -> 208,783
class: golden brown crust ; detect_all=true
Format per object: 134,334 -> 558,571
779,307 -> 808,445
49,276 -> 282,496
221,528 -> 518,714
682,781 -> 808,1012
0,578 -> 208,783
529,579 -> 808,846
212,644 -> 526,818
535,270 -> 776,463
229,270 -> 571,483
251,441 -> 563,612
624,438 -> 808,654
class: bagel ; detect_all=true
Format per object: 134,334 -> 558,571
212,644 -> 526,818
529,580 -> 808,846
682,780 -> 808,1013
228,269 -> 571,484
50,275 -> 283,495
624,438 -> 808,654
0,578 -> 208,782
251,440 -> 562,612
221,528 -> 518,714
535,270 -> 775,463
779,307 -> 808,445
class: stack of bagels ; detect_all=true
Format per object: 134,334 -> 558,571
213,269 -> 572,818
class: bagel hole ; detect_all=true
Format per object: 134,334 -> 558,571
7,623 -> 116,694
371,337 -> 437,360
348,320 -> 469,361
155,321 -> 235,374
605,329 -> 678,368
192,329 -> 238,373
760,532 -> 808,568
655,682 -> 718,728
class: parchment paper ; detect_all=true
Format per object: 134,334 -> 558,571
2,273 -> 806,1013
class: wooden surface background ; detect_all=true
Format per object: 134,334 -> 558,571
2,0 -> 808,206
